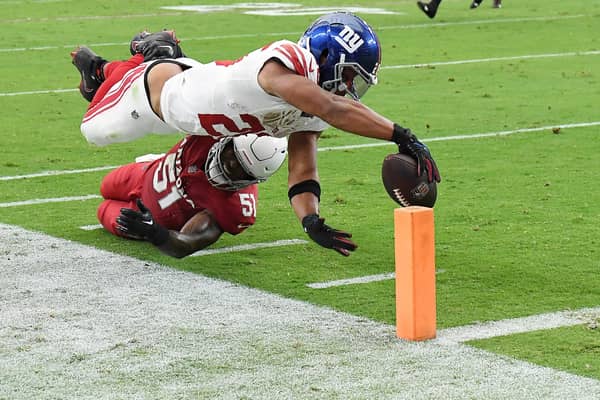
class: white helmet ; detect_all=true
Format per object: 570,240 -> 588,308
205,134 -> 288,191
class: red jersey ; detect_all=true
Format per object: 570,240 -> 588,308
139,135 -> 258,234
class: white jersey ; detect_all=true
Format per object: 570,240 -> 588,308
160,40 -> 328,138
81,57 -> 202,146
81,41 -> 327,146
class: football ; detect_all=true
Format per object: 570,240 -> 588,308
381,153 -> 437,208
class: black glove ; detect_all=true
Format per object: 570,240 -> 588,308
302,214 -> 357,256
392,124 -> 441,183
136,30 -> 185,62
116,199 -> 170,246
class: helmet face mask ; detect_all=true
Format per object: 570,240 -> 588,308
322,60 -> 378,100
299,12 -> 381,100
205,135 -> 287,191
205,137 -> 249,191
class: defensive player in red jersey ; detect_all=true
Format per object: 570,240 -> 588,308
72,12 -> 441,257
98,133 -> 287,258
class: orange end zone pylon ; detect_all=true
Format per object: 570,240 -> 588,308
394,206 -> 436,341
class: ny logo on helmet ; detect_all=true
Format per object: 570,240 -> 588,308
334,26 -> 364,54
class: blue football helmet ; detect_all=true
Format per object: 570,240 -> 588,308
298,12 -> 381,100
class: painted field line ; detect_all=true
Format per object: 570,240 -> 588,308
4,48 -> 600,98
189,238 -> 308,256
0,165 -> 118,181
0,88 -> 78,97
78,222 -> 308,255
0,194 -> 100,208
307,269 -> 446,289
2,120 -> 599,183
308,273 -> 396,289
2,12 -> 185,24
378,14 -> 586,31
438,306 -> 600,344
79,224 -> 102,231
0,13 -> 590,53
0,14 -> 587,54
317,120 -> 600,152
383,49 -> 600,70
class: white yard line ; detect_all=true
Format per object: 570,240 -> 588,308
79,224 -> 102,231
378,14 -> 586,31
188,239 -> 308,256
437,307 -> 600,344
2,120 -> 599,182
0,88 -> 78,96
307,272 -> 397,289
383,50 -> 600,70
2,223 -> 599,399
0,194 -> 100,208
307,269 -> 446,289
1,12 -> 186,24
3,48 -> 600,98
0,13 -> 585,38
0,165 -> 117,181
78,223 -> 308,255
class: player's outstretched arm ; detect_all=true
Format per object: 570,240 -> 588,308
259,61 -> 440,183
287,132 -> 357,256
117,199 -> 223,258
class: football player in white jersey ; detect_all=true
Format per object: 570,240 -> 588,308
71,12 -> 441,256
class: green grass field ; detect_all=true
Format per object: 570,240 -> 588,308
1,0 -> 599,383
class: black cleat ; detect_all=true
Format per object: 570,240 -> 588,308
417,1 -> 438,18
492,0 -> 502,8
470,0 -> 483,9
71,46 -> 106,102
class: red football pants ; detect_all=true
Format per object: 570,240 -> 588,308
97,162 -> 149,236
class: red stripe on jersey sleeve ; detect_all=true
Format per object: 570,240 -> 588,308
274,43 -> 310,77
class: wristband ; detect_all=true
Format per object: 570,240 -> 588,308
288,179 -> 321,202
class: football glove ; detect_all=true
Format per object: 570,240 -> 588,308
302,214 -> 357,256
129,30 -> 151,56
392,124 -> 441,183
134,30 -> 185,62
116,199 -> 170,246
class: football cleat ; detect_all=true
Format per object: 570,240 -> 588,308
70,46 -> 106,102
493,0 -> 502,8
417,1 -> 438,18
470,0 -> 483,8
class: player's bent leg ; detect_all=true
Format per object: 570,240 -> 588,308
80,63 -> 178,146
100,162 -> 147,200
89,54 -> 145,110
97,199 -> 136,237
